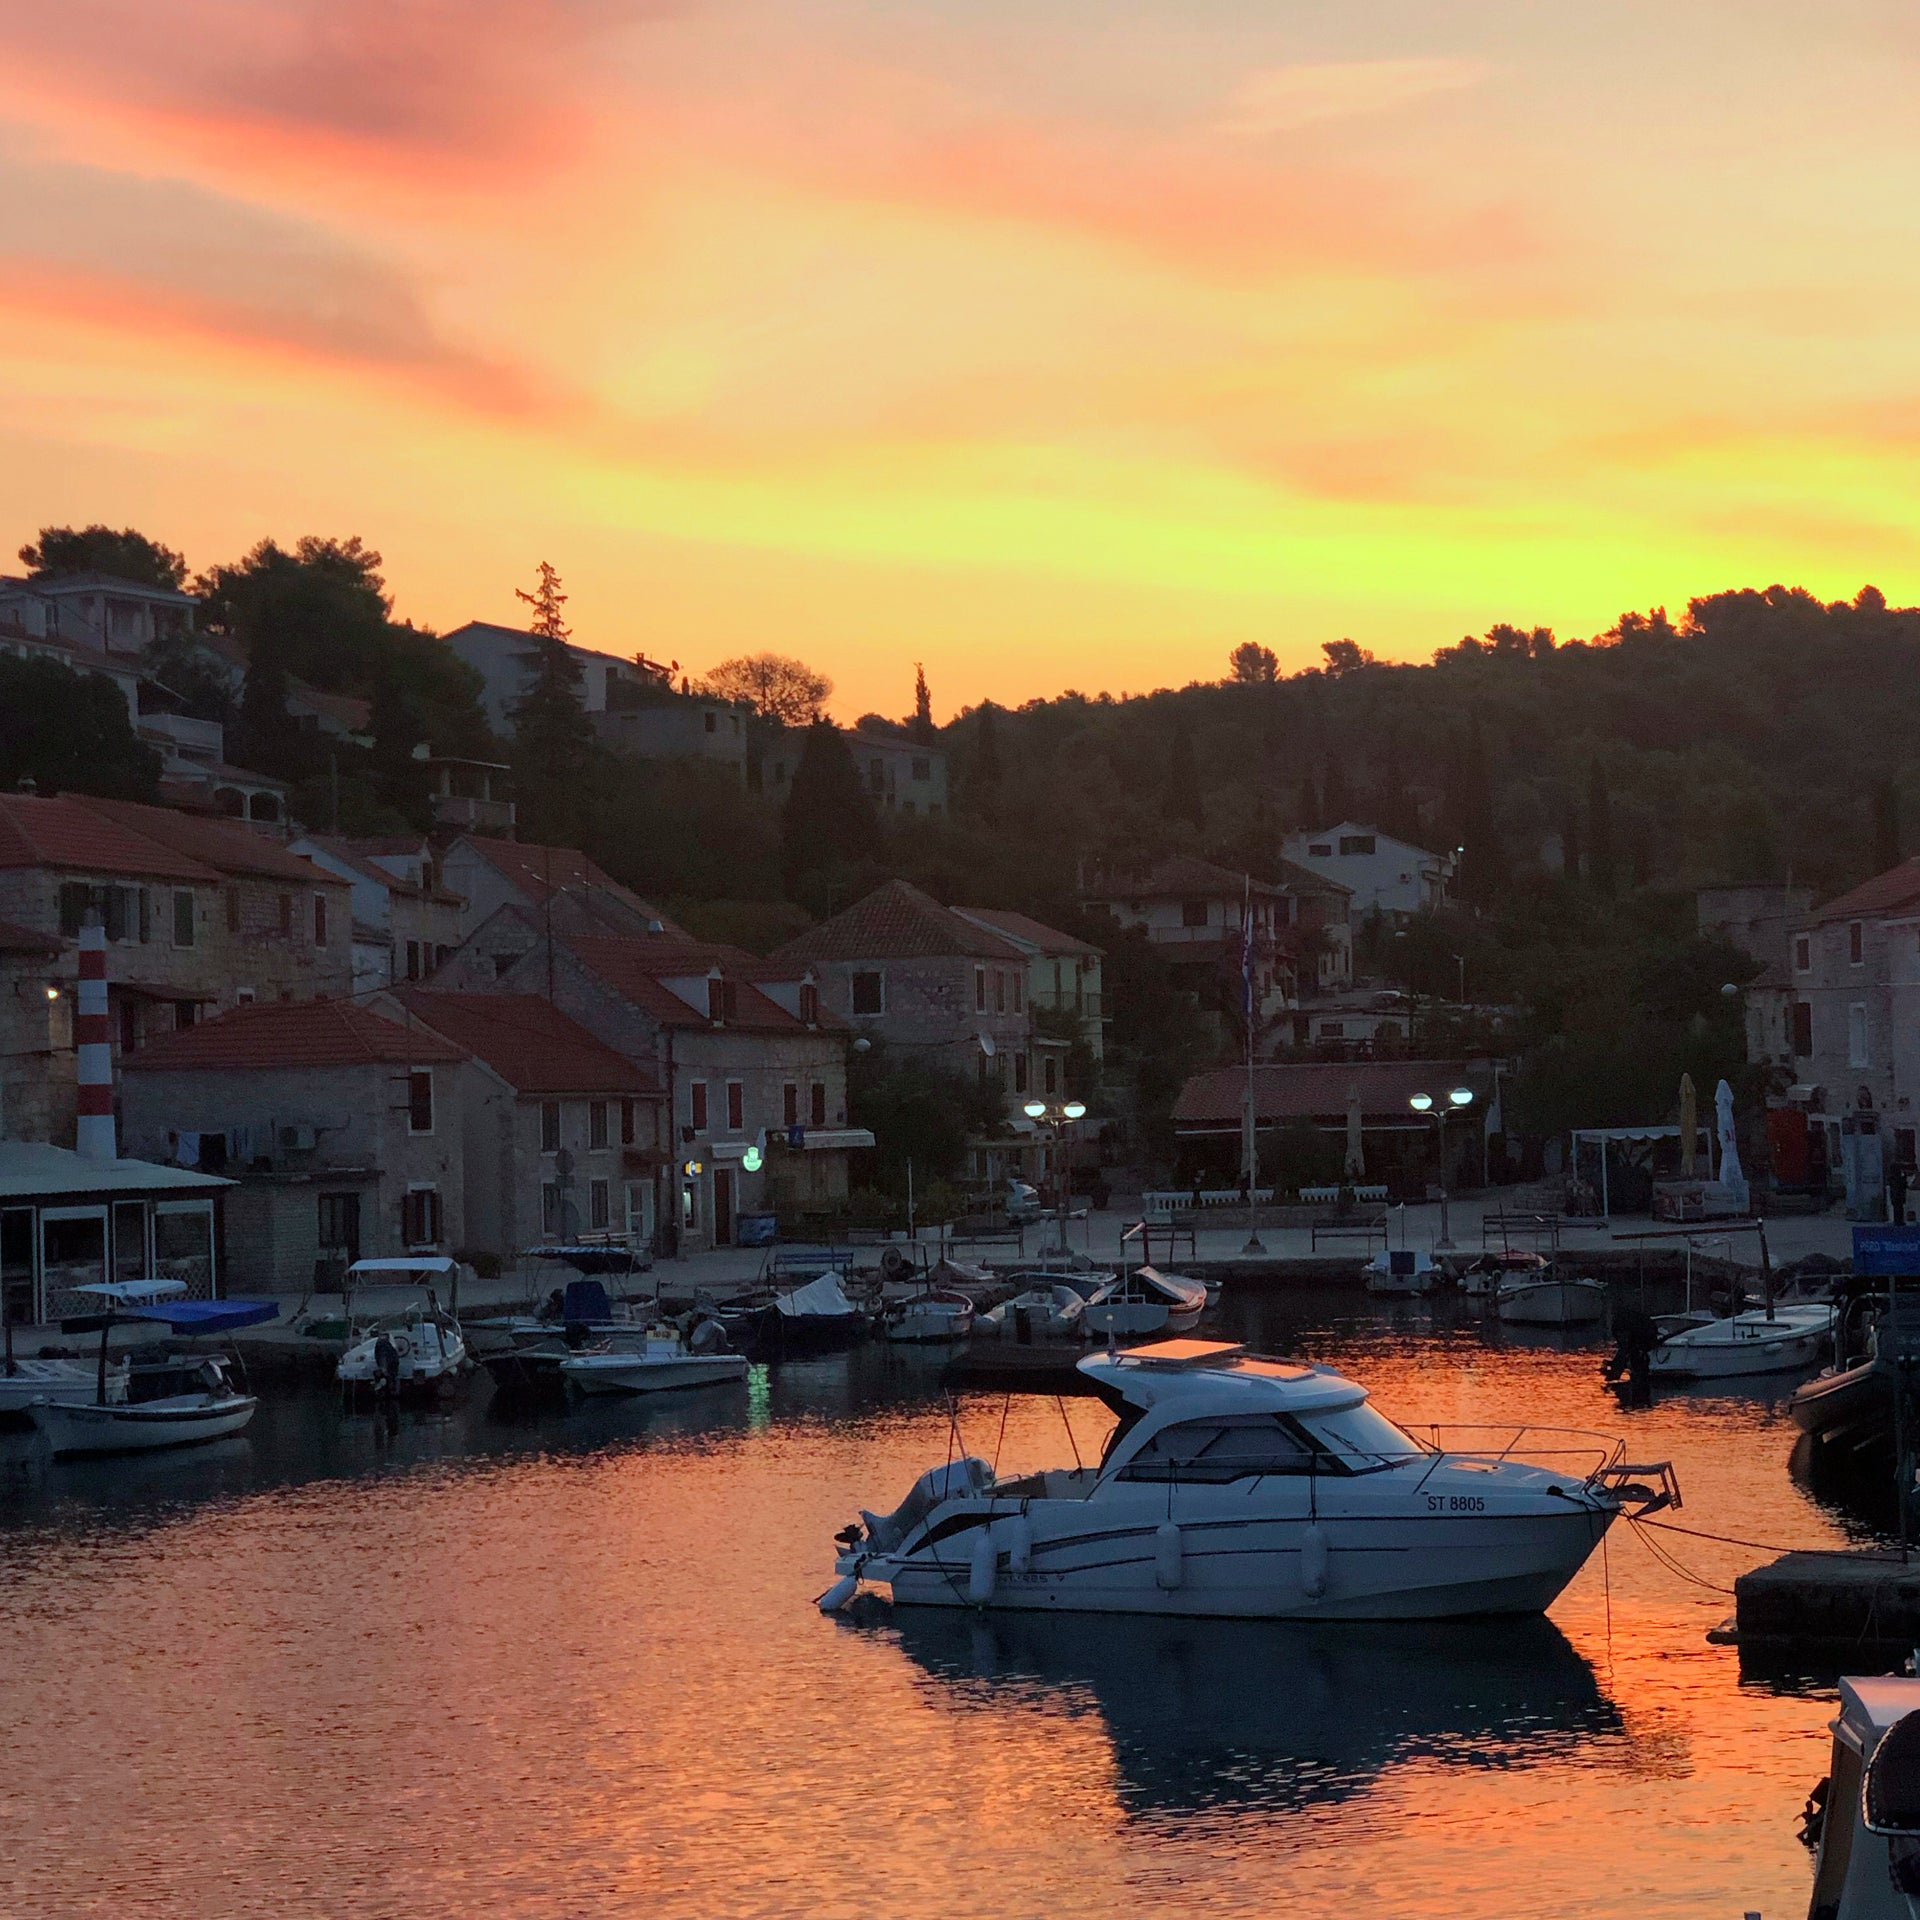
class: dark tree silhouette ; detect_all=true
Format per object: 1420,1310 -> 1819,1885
20,524 -> 187,590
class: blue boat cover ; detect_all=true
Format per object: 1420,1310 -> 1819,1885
125,1299 -> 281,1333
561,1278 -> 615,1322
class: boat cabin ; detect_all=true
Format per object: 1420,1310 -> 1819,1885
0,1142 -> 231,1328
1806,1675 -> 1920,1919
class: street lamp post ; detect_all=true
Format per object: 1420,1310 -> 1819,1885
1024,1099 -> 1088,1213
1409,1085 -> 1474,1251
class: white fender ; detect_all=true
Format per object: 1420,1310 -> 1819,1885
1006,1513 -> 1033,1575
1154,1521 -> 1183,1590
816,1575 -> 858,1613
967,1529 -> 998,1605
1301,1523 -> 1330,1600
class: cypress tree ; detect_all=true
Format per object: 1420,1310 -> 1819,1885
911,664 -> 936,744
510,562 -> 596,847
782,721 -> 881,889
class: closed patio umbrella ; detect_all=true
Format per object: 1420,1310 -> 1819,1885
1345,1083 -> 1365,1179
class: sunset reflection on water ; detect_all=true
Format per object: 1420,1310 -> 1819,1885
0,1291 -> 1861,1918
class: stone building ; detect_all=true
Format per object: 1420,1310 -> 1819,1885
0,917 -> 69,1141
437,833 -> 682,945
435,922 -> 860,1249
389,989 -> 666,1255
290,834 -> 468,997
0,792 -> 353,1143
119,999 -> 475,1293
774,880 -> 1045,1102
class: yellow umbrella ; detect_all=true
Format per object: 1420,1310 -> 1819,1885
1679,1073 -> 1698,1179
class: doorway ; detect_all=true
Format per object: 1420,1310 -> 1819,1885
713,1167 -> 734,1247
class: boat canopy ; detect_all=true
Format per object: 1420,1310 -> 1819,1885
346,1256 -> 464,1277
524,1245 -> 648,1275
1078,1339 -> 1369,1415
71,1278 -> 188,1304
125,1299 -> 280,1334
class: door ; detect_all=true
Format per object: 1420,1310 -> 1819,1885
113,1199 -> 148,1284
713,1167 -> 734,1247
0,1209 -> 33,1330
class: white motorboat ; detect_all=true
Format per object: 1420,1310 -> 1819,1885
978,1285 -> 1088,1340
1495,1274 -> 1609,1327
1649,1301 -> 1834,1381
822,1338 -> 1676,1620
881,1290 -> 976,1344
1802,1674 -> 1920,1919
336,1259 -> 471,1392
0,1355 -> 127,1413
1364,1248 -> 1440,1296
558,1334 -> 749,1395
1081,1267 -> 1208,1338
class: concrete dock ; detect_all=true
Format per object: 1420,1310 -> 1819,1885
1733,1549 -> 1920,1664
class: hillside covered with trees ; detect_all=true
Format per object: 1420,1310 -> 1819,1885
11,519 -> 1903,1172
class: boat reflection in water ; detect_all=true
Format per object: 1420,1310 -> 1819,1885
863,1604 -> 1620,1822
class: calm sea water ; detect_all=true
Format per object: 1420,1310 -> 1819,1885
0,1286 -> 1878,1919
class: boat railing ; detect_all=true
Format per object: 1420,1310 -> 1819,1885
1410,1423 -> 1628,1487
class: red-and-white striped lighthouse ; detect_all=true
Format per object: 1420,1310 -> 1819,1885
75,913 -> 116,1161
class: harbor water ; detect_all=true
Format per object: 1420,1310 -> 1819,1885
0,1286 -> 1877,1918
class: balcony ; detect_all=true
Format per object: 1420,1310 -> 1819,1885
433,792 -> 516,833
139,711 -> 225,765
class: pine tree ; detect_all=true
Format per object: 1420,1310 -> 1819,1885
236,622 -> 302,774
510,562 -> 596,846
782,721 -> 880,890
1586,757 -> 1616,897
1165,721 -> 1204,832
911,664 -> 936,744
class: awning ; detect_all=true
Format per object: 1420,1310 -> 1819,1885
346,1255 -> 463,1277
790,1128 -> 874,1151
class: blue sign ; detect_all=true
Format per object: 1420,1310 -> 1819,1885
1852,1224 -> 1920,1275
787,1125 -> 805,1150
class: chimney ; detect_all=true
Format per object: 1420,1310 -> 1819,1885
75,913 -> 116,1162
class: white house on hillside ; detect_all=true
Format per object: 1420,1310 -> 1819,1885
1281,823 -> 1454,921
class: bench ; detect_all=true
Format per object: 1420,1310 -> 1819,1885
1123,1216 -> 1199,1265
1310,1216 -> 1388,1251
1482,1211 -> 1573,1252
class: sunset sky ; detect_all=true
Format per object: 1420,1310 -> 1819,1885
3,0 -> 1918,718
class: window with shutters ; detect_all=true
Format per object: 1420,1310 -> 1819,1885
407,1070 -> 434,1134
810,1082 -> 827,1127
173,889 -> 195,947
401,1187 -> 442,1247
541,1182 -> 561,1235
589,1101 -> 609,1150
689,1082 -> 708,1131
799,982 -> 819,1025
620,1099 -> 636,1146
1792,1002 -> 1813,1056
313,894 -> 327,946
784,1083 -> 799,1128
278,893 -> 293,938
726,1081 -> 744,1131
589,1179 -> 611,1230
541,1101 -> 561,1153
1851,922 -> 1865,966
850,970 -> 884,1015
974,967 -> 987,1012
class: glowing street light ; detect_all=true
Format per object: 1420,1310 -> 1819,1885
1023,1100 -> 1048,1120
1409,1086 -> 1474,1250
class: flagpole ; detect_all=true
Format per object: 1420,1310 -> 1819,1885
1242,873 -> 1265,1255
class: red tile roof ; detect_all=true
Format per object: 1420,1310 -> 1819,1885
87,798 -> 348,886
123,998 -> 467,1072
565,935 -> 837,1032
1085,856 -> 1280,902
296,835 -> 463,904
393,990 -> 660,1097
0,792 -> 221,882
1813,858 -> 1920,925
951,906 -> 1103,958
1173,1059 -> 1482,1128
458,835 -> 683,932
775,880 -> 1026,965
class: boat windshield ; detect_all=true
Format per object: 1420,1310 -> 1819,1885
1297,1403 -> 1430,1470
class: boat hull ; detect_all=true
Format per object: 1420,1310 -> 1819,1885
560,1353 -> 750,1395
1789,1358 -> 1893,1439
1496,1282 -> 1608,1327
1650,1309 -> 1833,1380
881,1504 -> 1614,1621
33,1394 -> 258,1457
0,1361 -> 127,1411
